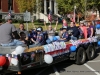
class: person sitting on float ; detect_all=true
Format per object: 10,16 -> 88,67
87,22 -> 94,38
44,21 -> 59,44
67,21 -> 80,40
59,26 -> 69,42
79,21 -> 87,39
0,16 -> 25,46
29,27 -> 45,48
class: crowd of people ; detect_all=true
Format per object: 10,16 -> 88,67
0,15 -> 99,48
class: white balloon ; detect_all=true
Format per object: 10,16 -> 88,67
44,54 -> 53,64
15,46 -> 25,55
11,58 -> 18,66
11,51 -> 17,55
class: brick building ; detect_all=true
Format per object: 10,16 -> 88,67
0,0 -> 22,19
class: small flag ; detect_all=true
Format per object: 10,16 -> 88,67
8,6 -> 11,17
48,10 -> 52,22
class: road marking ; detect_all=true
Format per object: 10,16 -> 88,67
88,60 -> 100,62
53,66 -> 60,75
84,64 -> 100,75
35,67 -> 49,75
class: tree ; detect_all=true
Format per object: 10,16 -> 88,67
15,0 -> 36,13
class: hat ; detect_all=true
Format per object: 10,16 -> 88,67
62,26 -> 67,29
5,16 -> 12,21
80,21 -> 84,24
36,28 -> 42,32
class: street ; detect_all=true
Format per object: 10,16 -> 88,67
21,48 -> 100,75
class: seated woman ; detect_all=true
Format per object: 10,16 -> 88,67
87,22 -> 94,38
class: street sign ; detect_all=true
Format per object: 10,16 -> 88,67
23,11 -> 31,21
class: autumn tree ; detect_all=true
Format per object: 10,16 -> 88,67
15,0 -> 36,13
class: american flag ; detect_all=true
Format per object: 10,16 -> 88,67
48,10 -> 52,22
8,6 -> 11,17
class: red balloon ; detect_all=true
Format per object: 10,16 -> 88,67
0,56 -> 6,66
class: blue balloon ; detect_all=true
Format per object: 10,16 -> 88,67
96,24 -> 100,29
53,36 -> 58,41
98,41 -> 100,46
70,46 -> 76,52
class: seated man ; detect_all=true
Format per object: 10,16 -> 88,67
67,22 -> 80,40
0,16 -> 25,46
29,28 -> 45,48
17,23 -> 29,41
59,26 -> 69,42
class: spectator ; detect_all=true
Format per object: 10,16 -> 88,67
79,21 -> 87,39
67,22 -> 80,40
17,23 -> 28,40
0,16 -> 24,46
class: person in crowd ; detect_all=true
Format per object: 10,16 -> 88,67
59,26 -> 69,42
29,27 -> 45,48
67,22 -> 80,40
17,23 -> 28,41
0,16 -> 25,46
87,22 -> 94,38
79,21 -> 87,39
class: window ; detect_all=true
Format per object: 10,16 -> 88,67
8,0 -> 13,10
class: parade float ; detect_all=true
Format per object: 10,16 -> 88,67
0,36 -> 99,75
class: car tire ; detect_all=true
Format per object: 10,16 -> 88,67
75,47 -> 86,65
86,45 -> 95,60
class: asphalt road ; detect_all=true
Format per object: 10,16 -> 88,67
21,48 -> 100,75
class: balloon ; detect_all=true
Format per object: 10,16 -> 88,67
53,36 -> 58,41
11,58 -> 18,66
98,41 -> 100,46
15,46 -> 25,55
0,56 -> 6,66
70,46 -> 76,52
44,54 -> 53,64
96,24 -> 100,29
11,51 -> 17,55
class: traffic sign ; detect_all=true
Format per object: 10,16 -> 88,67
23,11 -> 31,21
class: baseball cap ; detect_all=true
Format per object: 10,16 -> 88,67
5,16 -> 12,21
62,26 -> 67,29
36,28 -> 42,32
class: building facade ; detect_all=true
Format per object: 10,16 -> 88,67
0,0 -> 23,19
0,0 -> 58,22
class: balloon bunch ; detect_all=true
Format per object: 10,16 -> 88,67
10,46 -> 25,66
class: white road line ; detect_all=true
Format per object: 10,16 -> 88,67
35,67 -> 49,75
84,64 -> 100,75
88,60 -> 100,62
53,66 -> 60,75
